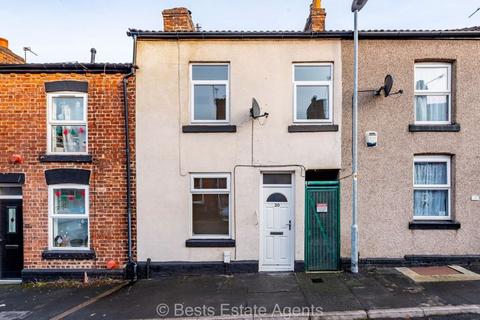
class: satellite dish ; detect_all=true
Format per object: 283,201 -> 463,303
376,75 -> 394,97
251,98 -> 261,118
250,98 -> 269,119
351,0 -> 369,12
383,75 -> 394,97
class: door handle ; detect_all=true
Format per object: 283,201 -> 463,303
287,220 -> 292,230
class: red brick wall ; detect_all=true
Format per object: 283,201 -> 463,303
0,72 -> 135,270
0,47 -> 25,64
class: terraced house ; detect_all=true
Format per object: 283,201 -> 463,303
131,1 -> 345,275
341,27 -> 480,266
131,1 -> 480,276
0,39 -> 136,281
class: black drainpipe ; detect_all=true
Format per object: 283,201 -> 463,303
123,68 -> 136,281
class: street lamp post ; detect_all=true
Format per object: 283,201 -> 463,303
351,0 -> 368,274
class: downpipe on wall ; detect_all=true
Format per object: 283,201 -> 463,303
124,34 -> 138,282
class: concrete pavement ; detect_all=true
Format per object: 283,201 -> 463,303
2,265 -> 480,319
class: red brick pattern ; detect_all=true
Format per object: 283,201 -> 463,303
304,5 -> 326,32
0,73 -> 136,270
0,47 -> 25,64
162,7 -> 195,32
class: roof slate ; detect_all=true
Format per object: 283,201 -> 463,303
127,27 -> 480,40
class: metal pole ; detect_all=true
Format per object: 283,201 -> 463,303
351,9 -> 359,274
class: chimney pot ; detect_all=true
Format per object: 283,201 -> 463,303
90,48 -> 97,63
304,0 -> 327,32
0,38 -> 8,49
162,7 -> 196,32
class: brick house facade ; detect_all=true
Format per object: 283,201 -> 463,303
0,62 -> 136,281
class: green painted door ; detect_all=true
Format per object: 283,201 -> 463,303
305,181 -> 340,271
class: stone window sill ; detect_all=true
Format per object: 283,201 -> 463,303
409,221 -> 461,230
182,125 -> 237,133
39,154 -> 93,163
288,125 -> 339,133
42,249 -> 96,260
408,124 -> 460,132
185,239 -> 236,247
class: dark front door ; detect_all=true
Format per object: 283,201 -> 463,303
0,200 -> 23,278
305,181 -> 340,272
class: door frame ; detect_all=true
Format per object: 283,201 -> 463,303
0,184 -> 23,279
259,173 -> 295,272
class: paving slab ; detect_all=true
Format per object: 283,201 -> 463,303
8,264 -> 480,320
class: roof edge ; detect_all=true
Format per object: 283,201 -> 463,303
127,29 -> 480,40
0,63 -> 133,74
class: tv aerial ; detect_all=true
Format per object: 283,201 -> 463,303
23,47 -> 38,62
469,8 -> 480,18
250,98 -> 269,119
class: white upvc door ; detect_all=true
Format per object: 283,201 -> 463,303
260,186 -> 294,272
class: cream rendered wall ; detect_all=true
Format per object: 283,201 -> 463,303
136,39 -> 342,262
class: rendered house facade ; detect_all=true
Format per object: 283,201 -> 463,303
131,3 -> 346,273
340,33 -> 480,263
0,42 -> 136,280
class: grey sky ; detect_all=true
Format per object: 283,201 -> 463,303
1,0 -> 479,63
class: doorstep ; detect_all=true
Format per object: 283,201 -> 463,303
0,279 -> 21,285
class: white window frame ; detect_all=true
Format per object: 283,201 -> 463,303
48,184 -> 90,250
190,64 -> 230,124
413,155 -> 451,221
414,63 -> 452,125
292,63 -> 334,123
190,173 -> 232,239
47,92 -> 88,155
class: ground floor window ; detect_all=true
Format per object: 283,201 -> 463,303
190,174 -> 230,238
413,155 -> 451,220
49,184 -> 89,249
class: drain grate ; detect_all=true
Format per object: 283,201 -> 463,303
311,278 -> 323,283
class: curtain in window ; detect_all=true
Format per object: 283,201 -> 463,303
415,96 -> 448,121
414,190 -> 448,217
415,162 -> 447,185
414,162 -> 448,217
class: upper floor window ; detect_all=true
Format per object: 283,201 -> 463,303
293,63 -> 333,123
47,93 -> 88,154
190,64 -> 229,123
414,63 -> 452,124
413,155 -> 451,220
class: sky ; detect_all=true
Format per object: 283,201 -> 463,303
1,0 -> 480,63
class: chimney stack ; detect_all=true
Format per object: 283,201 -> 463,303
304,0 -> 327,32
0,38 -> 8,49
162,7 -> 195,32
0,37 -> 25,64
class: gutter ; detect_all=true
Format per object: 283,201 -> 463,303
0,63 -> 132,74
127,30 -> 480,40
